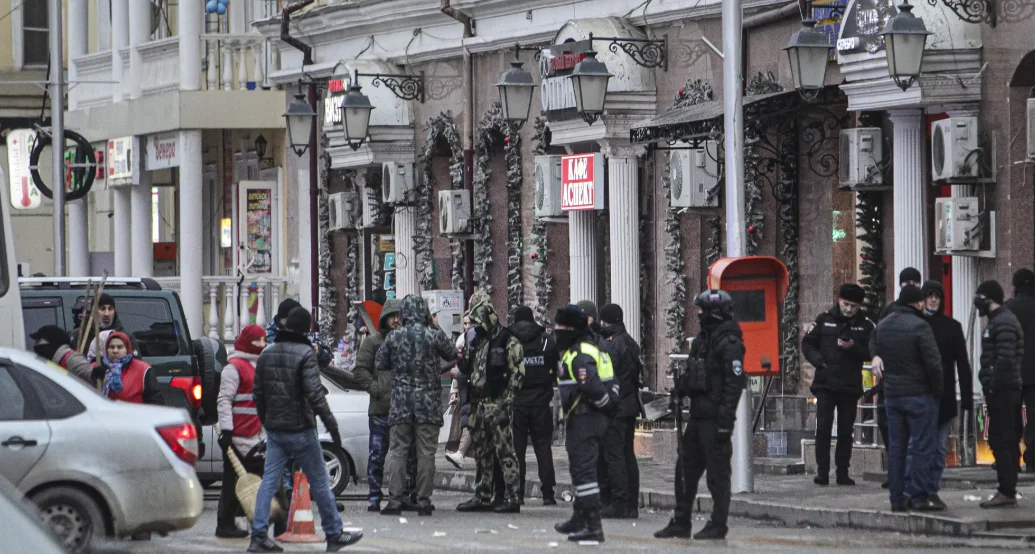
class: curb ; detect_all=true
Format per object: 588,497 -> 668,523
434,468 -> 992,538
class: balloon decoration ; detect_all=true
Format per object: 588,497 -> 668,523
205,0 -> 229,14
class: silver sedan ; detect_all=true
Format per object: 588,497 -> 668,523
0,348 -> 203,553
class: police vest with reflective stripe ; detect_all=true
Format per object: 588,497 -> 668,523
228,357 -> 262,437
559,342 -> 615,410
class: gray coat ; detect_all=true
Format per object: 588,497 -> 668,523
871,304 -> 943,399
254,332 -> 337,433
51,345 -> 93,384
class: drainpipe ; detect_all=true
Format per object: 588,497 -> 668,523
282,0 -> 321,329
441,0 -> 477,303
743,1 -> 799,29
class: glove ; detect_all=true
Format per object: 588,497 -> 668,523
715,428 -> 733,443
328,427 -> 343,451
90,364 -> 105,382
218,431 -> 234,452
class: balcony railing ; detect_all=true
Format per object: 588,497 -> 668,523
154,275 -> 288,342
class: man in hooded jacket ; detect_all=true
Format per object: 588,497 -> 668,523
1005,268 -> 1035,472
31,325 -> 93,383
456,289 -> 526,514
509,305 -> 559,505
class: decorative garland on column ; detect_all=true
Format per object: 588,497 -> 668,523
364,168 -> 392,228
744,72 -> 783,255
857,191 -> 886,313
705,217 -> 723,268
530,116 -> 553,323
777,118 -> 801,389
317,134 -> 337,345
415,112 -> 464,290
339,240 -> 360,370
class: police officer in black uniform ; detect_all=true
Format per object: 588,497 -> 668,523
510,305 -> 559,505
553,305 -> 620,543
802,283 -> 875,486
655,290 -> 745,541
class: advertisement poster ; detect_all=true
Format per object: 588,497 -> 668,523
245,190 -> 273,274
7,129 -> 40,210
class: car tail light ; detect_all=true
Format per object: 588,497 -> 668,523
156,423 -> 199,466
170,377 -> 202,410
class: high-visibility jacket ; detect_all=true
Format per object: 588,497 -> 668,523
558,341 -> 619,414
228,357 -> 263,437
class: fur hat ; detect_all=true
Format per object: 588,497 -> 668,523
555,305 -> 588,329
838,284 -> 866,304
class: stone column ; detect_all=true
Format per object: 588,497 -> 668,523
889,110 -> 927,280
113,187 -> 131,276
67,0 -> 88,111
178,0 -> 202,91
130,172 -> 153,277
601,142 -> 643,342
110,0 -> 128,103
179,131 -> 204,337
67,201 -> 90,275
568,210 -> 597,304
128,0 -> 150,99
394,205 -> 418,297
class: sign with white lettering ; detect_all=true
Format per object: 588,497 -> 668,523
540,76 -> 577,113
560,153 -> 604,211
323,74 -> 351,126
145,132 -> 180,170
837,0 -> 896,55
8,129 -> 40,210
107,136 -> 140,187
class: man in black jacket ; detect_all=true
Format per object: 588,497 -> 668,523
250,307 -> 361,553
510,305 -> 559,505
878,267 -> 923,321
1005,269 -> 1035,473
975,280 -> 1025,508
871,285 -> 943,512
598,303 -> 644,519
802,283 -> 875,486
920,281 -> 973,501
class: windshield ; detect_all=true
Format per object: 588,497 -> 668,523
76,296 -> 188,357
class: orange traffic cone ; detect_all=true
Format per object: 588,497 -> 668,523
276,471 -> 323,543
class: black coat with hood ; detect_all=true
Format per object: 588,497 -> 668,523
599,322 -> 645,418
254,331 -> 337,433
510,319 -> 558,407
921,281 -> 974,423
1005,287 -> 1035,386
979,306 -> 1024,396
802,305 -> 875,396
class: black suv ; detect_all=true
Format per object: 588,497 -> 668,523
19,277 -> 224,452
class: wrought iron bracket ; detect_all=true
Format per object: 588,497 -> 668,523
355,71 -> 426,103
513,43 -> 549,62
928,0 -> 997,27
589,33 -> 668,71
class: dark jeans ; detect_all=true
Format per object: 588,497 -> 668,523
514,402 -> 556,500
988,390 -> 1022,497
814,391 -> 860,475
682,418 -> 733,527
1021,387 -> 1035,469
885,395 -> 938,506
601,416 -> 639,509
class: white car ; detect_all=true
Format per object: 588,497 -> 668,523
0,348 -> 203,553
196,375 -> 370,496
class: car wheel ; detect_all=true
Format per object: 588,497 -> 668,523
31,487 -> 106,554
323,444 -> 351,497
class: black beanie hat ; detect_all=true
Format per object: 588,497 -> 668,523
30,324 -> 72,346
898,285 -> 926,305
977,280 -> 1005,305
277,298 -> 303,321
576,300 -> 598,321
98,293 -> 116,308
899,267 -> 922,285
838,284 -> 866,304
600,303 -> 624,324
285,306 -> 312,334
512,305 -> 535,323
555,305 -> 588,330
1013,269 -> 1035,289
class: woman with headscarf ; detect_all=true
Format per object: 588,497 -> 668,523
91,331 -> 164,405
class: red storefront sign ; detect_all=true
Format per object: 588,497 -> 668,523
549,53 -> 586,73
560,153 -> 604,211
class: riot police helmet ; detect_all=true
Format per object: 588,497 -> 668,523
694,289 -> 734,323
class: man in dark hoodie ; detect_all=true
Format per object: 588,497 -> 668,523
598,303 -> 644,519
802,283 -> 875,486
509,305 -> 559,505
1005,268 -> 1035,472
975,280 -> 1024,508
920,281 -> 973,500
871,285 -> 943,512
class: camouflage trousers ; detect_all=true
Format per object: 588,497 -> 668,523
470,401 -> 521,503
368,416 -> 417,503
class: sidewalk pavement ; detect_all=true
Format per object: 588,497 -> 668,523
433,444 -> 1035,538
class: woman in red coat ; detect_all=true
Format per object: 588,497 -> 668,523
92,331 -> 164,405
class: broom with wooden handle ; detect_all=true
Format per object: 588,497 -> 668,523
215,424 -> 286,522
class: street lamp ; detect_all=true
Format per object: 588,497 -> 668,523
569,50 -> 612,125
879,1 -> 932,92
339,79 -> 375,151
497,58 -> 536,128
784,2 -> 833,101
283,90 -> 316,156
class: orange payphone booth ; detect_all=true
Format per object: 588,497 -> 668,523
708,256 -> 789,376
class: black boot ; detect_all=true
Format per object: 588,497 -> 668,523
692,521 -> 728,540
836,471 -> 856,486
247,534 -> 284,553
214,526 -> 249,539
654,518 -> 692,539
326,530 -> 363,552
568,506 -> 604,543
380,500 -> 404,515
494,501 -> 520,514
554,510 -> 586,534
457,498 -> 495,512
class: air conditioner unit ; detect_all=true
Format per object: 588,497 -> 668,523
934,196 -> 982,252
1027,98 -> 1035,161
533,155 -> 564,218
438,190 -> 471,235
669,141 -> 720,208
839,128 -> 883,188
327,191 -> 359,231
931,117 -> 978,181
382,162 -> 414,204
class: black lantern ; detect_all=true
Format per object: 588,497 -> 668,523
283,91 -> 316,156
339,79 -> 375,151
569,50 -> 612,125
254,134 -> 268,159
878,1 -> 932,92
497,60 -> 536,128
784,4 -> 833,100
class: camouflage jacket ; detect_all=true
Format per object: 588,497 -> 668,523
459,289 -> 525,409
376,295 -> 457,426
